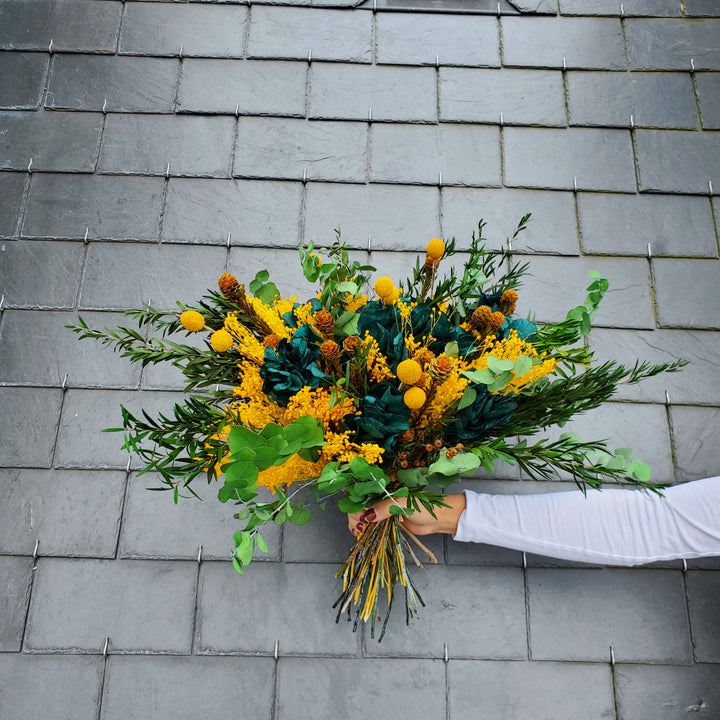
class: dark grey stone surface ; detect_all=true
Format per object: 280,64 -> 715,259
670,406 -> 720,482
46,54 -> 178,113
0,468 -> 125,557
0,52 -> 48,109
0,555 -> 32,651
440,68 -> 566,125
686,571 -> 720,662
653,258 -> 720,328
684,0 -> 720,15
178,59 -> 307,116
376,13 -> 499,67
559,0 -> 682,14
696,72 -> 720,129
0,171 -> 26,238
23,173 -> 164,241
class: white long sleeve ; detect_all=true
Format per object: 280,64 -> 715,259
453,476 -> 720,566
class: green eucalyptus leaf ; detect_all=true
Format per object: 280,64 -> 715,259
487,356 -> 515,374
253,446 -> 278,471
427,457 -> 460,476
336,281 -> 358,294
444,341 -> 459,359
289,506 -> 312,526
349,456 -> 371,480
457,387 -> 477,411
462,368 -> 496,385
513,355 -> 532,377
341,314 -> 360,336
337,496 -> 366,513
630,460 -> 651,483
256,534 -> 268,553
449,452 -> 481,473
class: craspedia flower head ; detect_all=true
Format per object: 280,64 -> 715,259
470,305 -> 493,330
396,359 -> 423,385
179,310 -> 205,333
403,386 -> 427,410
210,329 -> 234,352
426,238 -> 445,260
218,273 -> 241,300
314,309 -> 335,337
489,311 -> 505,331
500,289 -> 519,316
374,276 -> 395,299
385,287 -> 401,305
321,339 -> 340,358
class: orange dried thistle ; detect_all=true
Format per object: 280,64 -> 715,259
314,309 -> 335,338
499,289 -> 518,316
428,354 -> 453,381
343,335 -> 361,355
489,311 -> 505,331
470,305 -> 493,330
321,339 -> 340,358
218,273 -> 242,301
263,334 -> 280,348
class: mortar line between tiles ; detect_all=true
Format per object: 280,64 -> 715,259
371,3 -> 377,66
40,51 -> 54,111
156,176 -> 171,244
242,3 -> 252,60
497,13 -> 504,69
229,116 -> 241,178
708,194 -> 720,257
271,646 -> 280,720
49,381 -> 68,468
619,9 -> 630,72
688,67 -> 704,131
610,659 -> 620,720
116,0 -> 128,56
16,171 -> 34,240
298,179 -> 308,247
444,656 -> 451,720
172,57 -> 184,114
665,400 -> 679,485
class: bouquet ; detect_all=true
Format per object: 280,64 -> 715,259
69,218 -> 684,640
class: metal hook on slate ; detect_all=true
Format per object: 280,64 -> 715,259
620,3 -> 624,16
497,2 -> 501,16
562,56 -> 567,72
27,157 -> 33,173
368,107 -> 372,123
522,551 -> 527,569
573,176 -> 578,193
507,237 -> 512,252
235,102 -> 240,118
33,539 -> 40,560
436,54 -> 440,69
499,111 -> 504,127
690,58 -> 695,72
102,98 -> 108,114
709,179 -> 714,196
367,235 -> 372,252
647,242 -> 652,258
274,640 -> 279,660
62,373 -> 68,390
179,44 -> 184,60
444,643 -> 449,662
373,0 -> 377,12
165,163 -> 171,178
84,227 -> 89,244
438,171 -> 442,187
48,38 -> 54,53
126,455 -> 132,473
302,167 -> 307,183
665,389 -> 671,406
682,558 -> 688,573
308,49 -> 312,63
610,645 -> 616,666
0,294 -> 5,312
103,637 -> 109,657
227,231 -> 232,248
197,545 -> 203,564
629,114 -> 634,129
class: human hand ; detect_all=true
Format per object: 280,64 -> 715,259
347,494 -> 467,538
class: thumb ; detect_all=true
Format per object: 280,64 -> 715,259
360,497 -> 403,524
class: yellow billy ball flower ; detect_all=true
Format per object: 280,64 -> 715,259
179,310 -> 205,332
397,359 -> 423,385
210,329 -> 234,352
426,238 -> 445,259
374,276 -> 395,298
403,387 -> 426,410
386,287 -> 401,305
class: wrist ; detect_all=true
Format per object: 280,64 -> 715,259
436,494 -> 467,534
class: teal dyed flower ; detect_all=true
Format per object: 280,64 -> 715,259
445,384 -> 517,442
347,382 -> 410,457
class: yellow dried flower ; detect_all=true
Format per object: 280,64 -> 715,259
210,329 -> 233,352
499,289 -> 518,316
396,359 -> 423,385
218,273 -> 241,300
374,276 -> 395,298
404,387 -> 426,410
426,238 -> 445,259
179,310 -> 205,332
489,311 -> 505,330
470,305 -> 493,330
264,334 -> 280,348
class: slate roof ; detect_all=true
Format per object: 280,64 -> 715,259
1,0 -> 719,717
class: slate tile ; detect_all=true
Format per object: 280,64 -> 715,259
441,188 -> 579,255
0,654 -> 104,719
579,192 -> 716,257
46,54 -> 178,113
670,406 -> 720,482
0,555 -> 32,651
653,258 -> 720,328
686,571 -> 720,661
0,387 -> 62,467
309,63 -> 437,121
0,110 -> 102,172
504,127 -> 636,191
696,73 -> 720,130
196,561 -> 360,655
178,59 -> 306,116
568,71 -> 697,129
449,660 -> 615,720
54,389 -> 184,469
102,656 -> 275,720
527,568 -> 693,662
370,124 -> 501,186
684,0 -> 720,14
120,3 -> 247,58
277,658 -> 446,720
559,0 -> 682,14
0,172 -> 26,238
23,173 -> 164,241
589,328 -> 720,406
439,68 -> 566,126
615,663 -> 720,720
502,16 -> 625,69
626,19 -> 720,70
0,468 -> 125,557
304,183 -> 439,250
163,178 -> 301,246
248,7 -> 372,62
513,254 -> 655,328
376,13 -> 499,67
119,472 -> 281,561
635,131 -> 720,193
234,118 -> 367,182
0,0 -> 121,52
26,557 -> 197,652
0,51 -> 48,109
510,0 -> 557,10
98,115 -> 235,177
364,566 -> 527,658
139,327 -> 208,391
0,240 -> 82,308
80,242 -> 227,310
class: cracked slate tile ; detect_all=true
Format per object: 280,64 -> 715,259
376,13 -> 499,67
0,110 -> 102,172
615,663 -> 720,720
528,568 -> 693,662
439,68 -> 566,125
635,130 -> 720,193
97,115 -> 235,177
578,192 -> 717,257
504,127 -> 636,191
0,240 -> 83,308
0,468 -> 125,557
102,656 -> 275,720
0,171 -> 26,238
119,2 -> 247,57
25,557 -> 197,652
567,71 -> 697,129
370,124 -> 501,186
0,0 -> 121,52
177,59 -> 307,116
46,54 -> 178,113
162,178 -> 302,246
276,658 -> 446,720
653,258 -> 720,328
247,7 -> 372,62
0,655 -> 104,719
626,18 -> 720,70
449,661 -> 615,720
0,387 -> 62,467
670,406 -> 720,482
309,63 -> 437,122
234,118 -> 367,182
23,173 -> 164,241
696,73 -> 720,129
0,555 -> 32,651
686,571 -> 720,662
0,51 -> 48,109
501,16 -> 625,69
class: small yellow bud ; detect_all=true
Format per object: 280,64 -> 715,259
403,387 -> 426,410
426,238 -> 445,260
374,276 -> 395,298
396,359 -> 423,385
179,310 -> 205,333
210,329 -> 234,352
